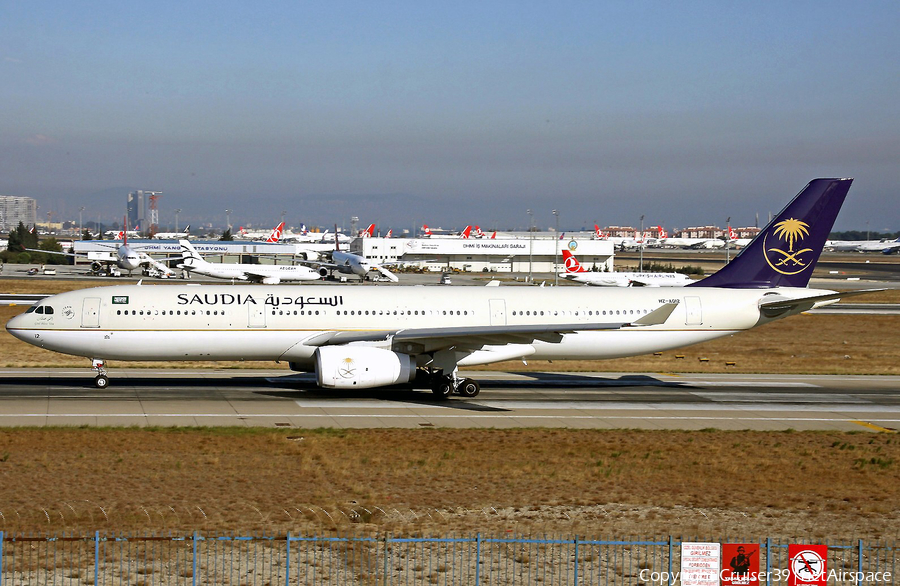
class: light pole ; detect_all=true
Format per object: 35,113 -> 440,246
281,210 -> 287,229
639,214 -> 645,271
79,207 -> 85,239
174,208 -> 181,233
552,209 -> 559,286
725,216 -> 731,264
527,209 -> 533,283
225,209 -> 232,234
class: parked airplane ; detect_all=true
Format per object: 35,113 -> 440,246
828,237 -> 900,254
177,239 -> 320,284
32,221 -> 175,277
728,227 -> 752,248
153,225 -> 191,240
302,230 -> 399,282
661,234 -> 726,249
561,250 -> 693,287
860,238 -> 900,254
8,178 -> 877,396
236,222 -> 285,242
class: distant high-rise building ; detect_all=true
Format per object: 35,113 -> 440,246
127,190 -> 161,233
0,195 -> 38,232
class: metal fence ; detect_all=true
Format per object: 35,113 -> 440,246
0,532 -> 895,585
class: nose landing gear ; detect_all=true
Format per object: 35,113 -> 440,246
91,358 -> 109,388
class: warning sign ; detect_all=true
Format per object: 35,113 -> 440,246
788,544 -> 827,586
682,542 -> 720,586
722,544 -> 759,586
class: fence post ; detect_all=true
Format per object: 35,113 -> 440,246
1,530 -> 4,586
668,536 -> 674,586
94,531 -> 100,586
858,539 -> 863,586
285,532 -> 290,586
577,536 -> 583,586
475,534 -> 481,586
192,532 -> 198,586
765,537 -> 771,586
382,535 -> 389,586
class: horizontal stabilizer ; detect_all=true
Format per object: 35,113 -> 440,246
758,289 -> 884,315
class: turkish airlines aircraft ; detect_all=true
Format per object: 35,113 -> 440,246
8,179 -> 876,396
560,250 -> 693,287
177,239 -> 320,284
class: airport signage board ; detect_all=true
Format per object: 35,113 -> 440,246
721,544 -> 759,586
681,542 -> 720,586
788,544 -> 827,586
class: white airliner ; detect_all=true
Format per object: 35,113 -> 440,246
31,233 -> 175,278
153,225 -> 191,240
177,240 -> 320,284
302,228 -> 399,282
560,250 -> 693,287
7,179 -> 877,396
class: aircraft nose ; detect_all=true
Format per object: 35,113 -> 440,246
6,313 -> 29,341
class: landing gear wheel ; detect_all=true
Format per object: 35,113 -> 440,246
431,378 -> 453,399
94,375 -> 109,389
457,378 -> 480,398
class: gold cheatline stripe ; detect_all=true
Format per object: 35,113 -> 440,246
851,420 -> 898,433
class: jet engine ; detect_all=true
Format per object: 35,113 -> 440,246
90,261 -> 103,273
315,346 -> 415,389
261,276 -> 282,284
317,267 -> 329,277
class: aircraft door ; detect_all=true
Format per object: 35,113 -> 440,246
489,299 -> 507,326
81,298 -> 101,328
248,305 -> 267,328
684,296 -> 702,325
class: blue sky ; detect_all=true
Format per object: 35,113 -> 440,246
1,1 -> 897,231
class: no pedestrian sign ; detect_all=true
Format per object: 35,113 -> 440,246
788,544 -> 827,586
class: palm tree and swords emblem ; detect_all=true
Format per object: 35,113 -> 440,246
764,218 -> 813,275
338,356 -> 356,378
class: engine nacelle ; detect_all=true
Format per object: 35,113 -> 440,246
261,276 -> 281,284
90,261 -> 103,273
315,346 -> 415,389
317,267 -> 329,277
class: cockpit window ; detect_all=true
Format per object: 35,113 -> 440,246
45,306 -> 54,315
35,306 -> 44,314
25,306 -> 36,313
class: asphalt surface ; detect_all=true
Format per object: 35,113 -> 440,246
0,369 -> 897,432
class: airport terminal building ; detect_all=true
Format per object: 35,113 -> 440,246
72,236 -> 615,274
353,236 -> 615,273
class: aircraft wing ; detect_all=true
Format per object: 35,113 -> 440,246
26,248 -> 80,258
304,302 -> 678,352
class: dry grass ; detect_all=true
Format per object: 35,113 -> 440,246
0,428 -> 896,539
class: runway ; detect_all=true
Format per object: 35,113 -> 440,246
0,369 -> 897,432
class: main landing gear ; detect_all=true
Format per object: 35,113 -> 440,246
91,358 -> 109,389
428,371 -> 480,399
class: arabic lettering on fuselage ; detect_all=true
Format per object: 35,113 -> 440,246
176,293 -> 343,310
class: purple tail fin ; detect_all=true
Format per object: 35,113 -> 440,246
690,178 -> 853,288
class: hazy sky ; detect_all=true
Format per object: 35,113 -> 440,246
1,1 -> 897,232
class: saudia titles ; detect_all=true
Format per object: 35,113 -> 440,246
763,218 -> 813,276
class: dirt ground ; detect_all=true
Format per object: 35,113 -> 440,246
0,428 -> 897,540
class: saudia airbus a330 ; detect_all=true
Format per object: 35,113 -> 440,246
7,179 -> 876,397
